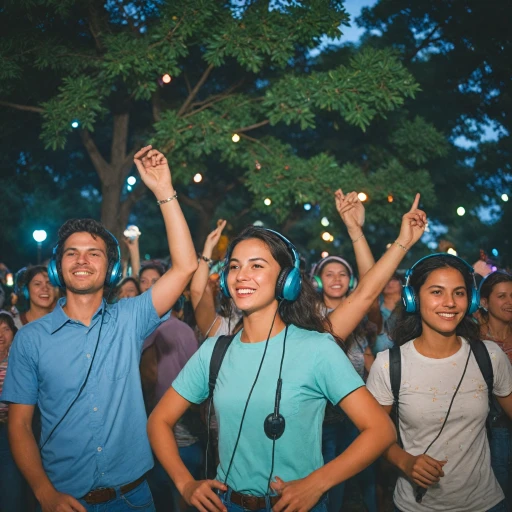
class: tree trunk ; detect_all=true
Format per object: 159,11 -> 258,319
100,180 -> 125,240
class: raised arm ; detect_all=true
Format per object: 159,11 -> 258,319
329,194 -> 427,341
123,232 -> 141,278
9,404 -> 86,512
190,220 -> 227,337
134,146 -> 198,317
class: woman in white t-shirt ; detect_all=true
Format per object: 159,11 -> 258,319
367,254 -> 512,512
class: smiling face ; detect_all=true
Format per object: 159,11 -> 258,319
320,262 -> 351,300
418,267 -> 469,336
484,282 -> 512,324
28,272 -> 58,309
226,238 -> 281,314
60,232 -> 108,295
0,321 -> 14,356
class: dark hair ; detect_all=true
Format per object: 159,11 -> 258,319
139,262 -> 166,279
116,277 -> 141,297
390,255 -> 480,346
479,270 -> 512,319
226,226 -> 332,336
56,219 -> 118,270
0,312 -> 17,337
23,265 -> 49,290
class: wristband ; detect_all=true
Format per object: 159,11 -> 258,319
156,192 -> 178,206
393,241 -> 408,252
351,233 -> 365,244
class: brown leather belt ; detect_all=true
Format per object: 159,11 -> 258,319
81,475 -> 146,505
229,490 -> 281,511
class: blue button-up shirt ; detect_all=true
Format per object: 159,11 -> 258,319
1,290 -> 166,497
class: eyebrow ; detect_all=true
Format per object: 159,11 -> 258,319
427,285 -> 466,290
64,247 -> 106,255
229,257 -> 269,264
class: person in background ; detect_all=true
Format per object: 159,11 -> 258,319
116,277 -> 141,300
13,266 -> 58,330
0,311 -> 28,512
479,270 -> 512,509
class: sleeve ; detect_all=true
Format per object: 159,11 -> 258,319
314,336 -> 365,406
366,350 -> 395,406
0,332 -> 38,405
118,289 -> 170,349
172,339 -> 216,404
484,341 -> 512,397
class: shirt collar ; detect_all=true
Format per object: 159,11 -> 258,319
50,297 -> 110,334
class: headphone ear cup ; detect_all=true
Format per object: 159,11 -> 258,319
219,268 -> 231,298
312,275 -> 323,293
275,268 -> 291,300
276,267 -> 302,301
22,285 -> 30,302
47,257 -> 63,288
106,260 -> 123,288
468,288 -> 480,315
402,285 -> 418,313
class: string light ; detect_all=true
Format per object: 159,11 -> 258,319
387,195 -> 394,203
264,198 -> 272,206
127,176 -> 136,186
321,251 -> 329,258
358,192 -> 368,202
456,206 -> 465,216
162,74 -> 172,84
321,232 -> 332,242
232,133 -> 240,143
501,194 -> 509,202
193,173 -> 203,183
329,235 -> 334,242
304,203 -> 312,211
321,217 -> 329,227
492,248 -> 499,257
71,120 -> 80,129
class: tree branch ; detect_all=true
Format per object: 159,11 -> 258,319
151,90 -> 162,122
405,23 -> 443,63
177,64 -> 215,116
0,100 -> 44,113
111,112 -> 130,166
234,119 -> 270,133
80,130 -> 110,182
178,193 -> 207,214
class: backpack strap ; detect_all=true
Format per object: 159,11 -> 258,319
389,345 -> 403,447
208,335 -> 235,400
468,339 -> 494,436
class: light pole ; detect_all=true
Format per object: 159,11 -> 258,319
33,230 -> 47,264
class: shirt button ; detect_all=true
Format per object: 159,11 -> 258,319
97,447 -> 102,452
86,354 -> 91,358
93,407 -> 98,412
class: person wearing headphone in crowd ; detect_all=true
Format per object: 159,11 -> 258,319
1,146 -> 197,512
147,193 -> 427,512
313,189 -> 379,512
478,270 -> 512,508
366,255 -> 512,512
190,219 -> 242,340
12,266 -> 58,330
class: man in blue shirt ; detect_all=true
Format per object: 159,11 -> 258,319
1,146 -> 198,512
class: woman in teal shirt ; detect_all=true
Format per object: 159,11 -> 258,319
148,194 -> 427,512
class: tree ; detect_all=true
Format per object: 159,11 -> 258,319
0,0 -> 434,257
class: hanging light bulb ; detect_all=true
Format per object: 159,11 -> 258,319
264,198 -> 272,206
321,232 -> 332,242
321,217 -> 329,227
387,195 -> 394,203
232,133 -> 240,143
358,192 -> 368,202
457,206 -> 465,216
193,173 -> 203,183
162,74 -> 172,84
321,251 -> 329,258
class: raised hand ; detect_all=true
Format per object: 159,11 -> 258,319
271,476 -> 325,512
133,145 -> 174,196
335,189 -> 365,233
396,193 -> 428,249
203,220 -> 227,258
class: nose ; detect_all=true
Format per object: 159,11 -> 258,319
444,295 -> 456,307
235,264 -> 250,282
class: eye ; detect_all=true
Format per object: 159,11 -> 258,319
229,264 -> 239,271
431,290 -> 441,295
252,264 -> 263,269
455,290 -> 466,297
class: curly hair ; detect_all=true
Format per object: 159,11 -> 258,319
390,255 -> 481,346
225,226 -> 337,338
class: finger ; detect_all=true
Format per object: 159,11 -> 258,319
133,145 -> 152,160
346,191 -> 358,203
201,492 -> 226,512
68,497 -> 87,512
337,188 -> 345,199
339,204 -> 356,215
415,465 -> 441,482
409,193 -> 420,212
209,480 -> 228,492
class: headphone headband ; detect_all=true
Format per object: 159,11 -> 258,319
311,255 -> 356,294
402,253 -> 479,315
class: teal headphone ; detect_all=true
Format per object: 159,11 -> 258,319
48,230 -> 123,289
219,228 -> 302,301
402,253 -> 480,315
311,256 -> 356,294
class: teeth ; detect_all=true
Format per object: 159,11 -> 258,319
237,289 -> 255,295
438,313 -> 456,318
74,271 -> 91,275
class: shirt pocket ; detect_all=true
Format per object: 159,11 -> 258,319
279,384 -> 301,418
104,338 -> 130,381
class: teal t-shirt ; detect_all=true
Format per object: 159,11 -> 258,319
172,324 -> 364,496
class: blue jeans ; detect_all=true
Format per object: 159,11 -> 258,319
322,421 -> 377,512
490,427 -> 512,510
0,423 -> 28,512
148,441 -> 204,512
36,480 -> 155,512
219,488 -> 328,512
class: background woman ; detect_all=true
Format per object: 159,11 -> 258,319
367,255 -> 512,512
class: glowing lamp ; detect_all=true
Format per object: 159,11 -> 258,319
264,198 -> 272,206
358,192 -> 368,202
321,217 -> 329,227
232,133 -> 240,143
193,173 -> 203,183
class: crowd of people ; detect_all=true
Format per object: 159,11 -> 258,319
0,146 -> 511,512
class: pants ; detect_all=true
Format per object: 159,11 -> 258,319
490,427 -> 512,510
322,421 -> 377,512
219,487 -> 328,512
0,423 -> 28,512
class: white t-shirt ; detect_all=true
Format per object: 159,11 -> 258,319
367,338 -> 512,512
